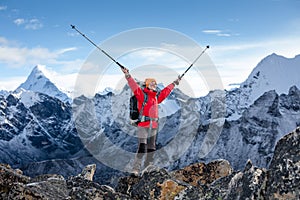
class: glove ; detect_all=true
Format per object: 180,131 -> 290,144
121,67 -> 129,74
121,67 -> 130,78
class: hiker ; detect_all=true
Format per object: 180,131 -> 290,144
122,67 -> 181,175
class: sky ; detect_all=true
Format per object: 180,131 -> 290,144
1,0 -> 300,97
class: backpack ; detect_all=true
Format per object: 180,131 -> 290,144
129,92 -> 148,126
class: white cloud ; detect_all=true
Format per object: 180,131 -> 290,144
217,33 -> 231,37
0,5 -> 7,11
202,29 -> 236,37
67,32 -> 79,37
25,18 -> 43,30
14,18 -> 25,26
124,48 -> 185,66
56,47 -> 78,54
0,37 -> 80,68
13,18 -> 43,30
0,46 -> 55,67
0,76 -> 26,91
34,65 -> 78,93
202,30 -> 222,34
0,37 -> 8,45
211,37 -> 300,58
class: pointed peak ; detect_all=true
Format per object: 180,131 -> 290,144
30,65 -> 48,77
15,65 -> 70,102
33,64 -> 44,71
269,52 -> 279,57
266,53 -> 286,59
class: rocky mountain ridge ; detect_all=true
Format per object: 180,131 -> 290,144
0,52 -> 299,186
1,126 -> 299,199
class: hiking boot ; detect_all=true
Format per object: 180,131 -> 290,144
131,156 -> 142,176
141,164 -> 160,176
131,169 -> 139,176
144,149 -> 155,169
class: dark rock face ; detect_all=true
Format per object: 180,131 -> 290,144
0,164 -> 130,199
264,126 -> 300,199
0,95 -> 33,142
0,92 -> 82,166
2,127 -> 298,199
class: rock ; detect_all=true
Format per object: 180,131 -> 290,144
24,178 -> 68,199
0,127 -> 299,199
116,174 -> 140,196
225,161 -> 267,199
116,127 -> 299,199
157,179 -> 186,200
171,159 -> 233,186
1,164 -> 130,199
264,126 -> 300,199
201,171 -> 238,199
67,177 -> 130,200
77,164 -> 96,181
1,164 -> 68,199
129,166 -> 174,199
0,164 -> 31,194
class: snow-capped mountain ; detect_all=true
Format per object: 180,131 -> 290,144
0,53 -> 299,185
0,92 -> 82,165
226,53 -> 300,120
241,53 -> 300,99
15,65 -> 70,103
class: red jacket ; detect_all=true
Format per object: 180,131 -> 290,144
126,76 -> 175,128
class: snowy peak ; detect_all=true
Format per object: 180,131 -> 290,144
29,65 -> 45,79
16,65 -> 52,92
255,53 -> 300,72
240,53 -> 300,104
15,65 -> 70,103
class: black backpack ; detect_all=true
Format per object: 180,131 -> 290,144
129,93 -> 148,126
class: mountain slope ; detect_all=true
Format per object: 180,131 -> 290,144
0,92 -> 83,166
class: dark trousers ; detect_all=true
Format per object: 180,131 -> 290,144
133,126 -> 157,170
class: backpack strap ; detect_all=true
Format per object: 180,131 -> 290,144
138,91 -> 160,123
138,92 -> 148,122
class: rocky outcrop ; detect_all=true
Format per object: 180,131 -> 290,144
1,127 -> 299,199
171,159 -> 233,186
264,126 -> 300,199
0,164 -> 130,199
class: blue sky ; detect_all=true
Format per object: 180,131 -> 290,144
1,0 -> 300,96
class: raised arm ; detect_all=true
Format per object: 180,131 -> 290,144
157,77 -> 181,103
122,68 -> 145,102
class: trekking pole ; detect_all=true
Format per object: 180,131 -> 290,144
179,45 -> 209,79
70,24 -> 127,70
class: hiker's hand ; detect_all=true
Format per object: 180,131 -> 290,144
122,67 -> 130,78
173,76 -> 181,86
121,67 -> 129,74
